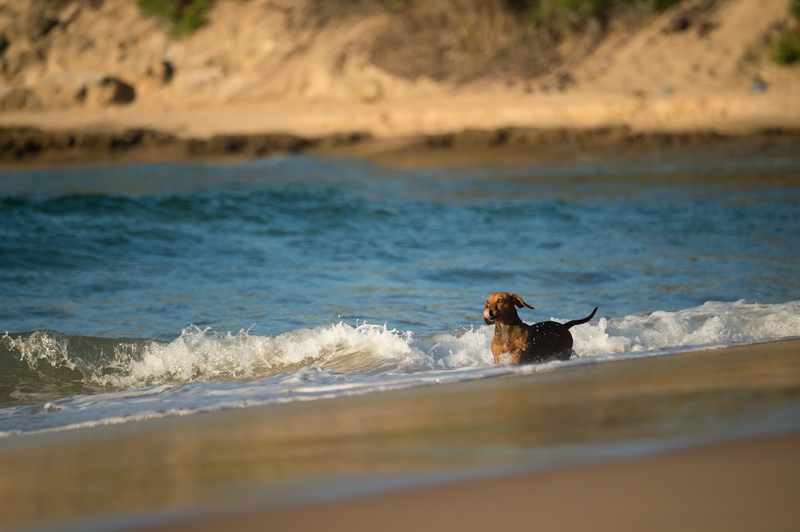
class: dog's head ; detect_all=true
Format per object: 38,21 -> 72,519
483,292 -> 534,325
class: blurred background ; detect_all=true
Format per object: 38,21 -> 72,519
0,0 -> 798,149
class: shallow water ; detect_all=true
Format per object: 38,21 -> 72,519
1,151 -> 800,435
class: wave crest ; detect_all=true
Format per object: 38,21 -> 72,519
101,322 -> 431,388
3,300 -> 800,411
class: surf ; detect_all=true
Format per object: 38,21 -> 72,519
2,299 -> 799,436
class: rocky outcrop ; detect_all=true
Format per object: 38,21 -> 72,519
0,0 -> 164,111
0,126 -> 372,162
3,123 -> 799,166
77,76 -> 137,107
0,127 -> 176,160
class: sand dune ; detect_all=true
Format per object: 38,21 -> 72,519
1,0 -> 799,166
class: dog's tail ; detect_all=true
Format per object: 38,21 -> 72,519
564,307 -> 598,329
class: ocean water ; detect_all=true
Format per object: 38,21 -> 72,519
2,150 -> 800,436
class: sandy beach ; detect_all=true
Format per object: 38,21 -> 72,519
2,339 -> 799,531
140,431 -> 800,532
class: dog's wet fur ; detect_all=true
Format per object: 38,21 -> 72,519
484,292 -> 597,365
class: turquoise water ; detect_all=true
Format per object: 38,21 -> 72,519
1,151 -> 800,433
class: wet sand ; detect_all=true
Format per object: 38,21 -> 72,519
140,431 -> 800,532
1,339 -> 799,531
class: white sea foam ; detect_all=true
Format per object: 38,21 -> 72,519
572,300 -> 800,357
1,300 -> 799,437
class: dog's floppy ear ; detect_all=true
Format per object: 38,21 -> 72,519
512,294 -> 534,310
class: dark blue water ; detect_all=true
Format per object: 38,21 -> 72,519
1,151 -> 800,416
3,154 -> 799,338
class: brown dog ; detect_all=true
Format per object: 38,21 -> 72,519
484,292 -> 597,365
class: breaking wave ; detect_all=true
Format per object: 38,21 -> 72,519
2,299 -> 799,435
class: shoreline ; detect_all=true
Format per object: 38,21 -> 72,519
2,83 -> 800,170
2,122 -> 800,171
2,339 -> 799,531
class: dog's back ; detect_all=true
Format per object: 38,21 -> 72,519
514,321 -> 574,364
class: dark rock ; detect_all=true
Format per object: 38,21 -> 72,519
78,76 -> 136,106
22,5 -> 59,40
147,60 -> 175,84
